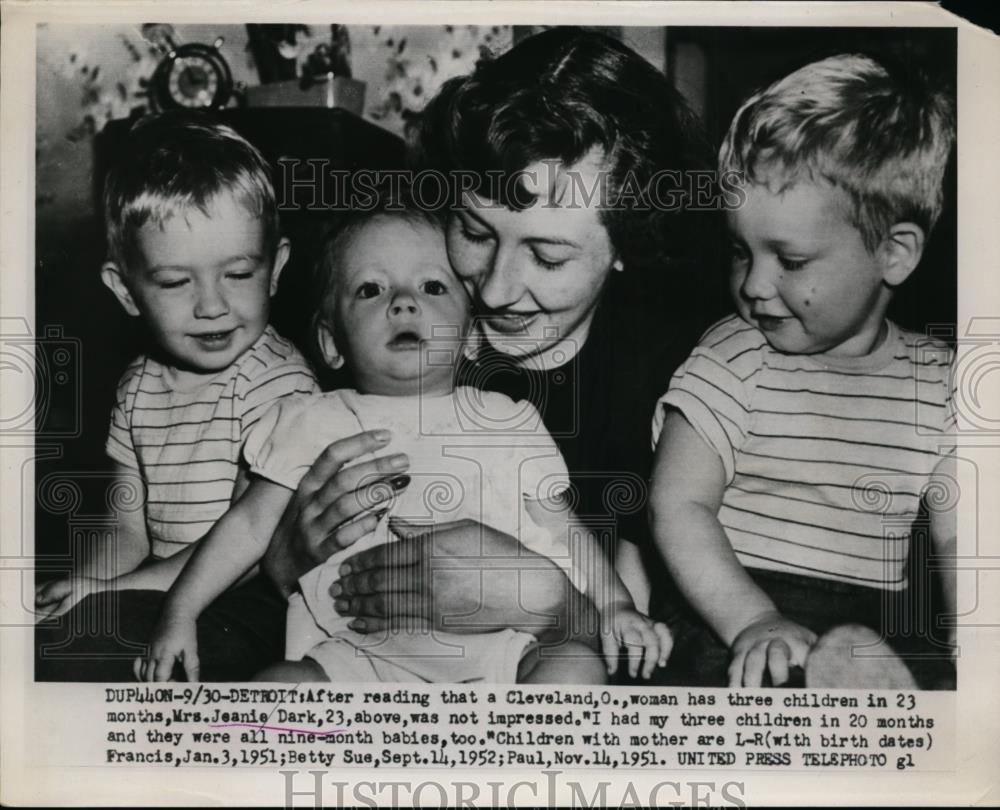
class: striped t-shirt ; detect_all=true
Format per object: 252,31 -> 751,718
652,315 -> 954,590
106,325 -> 318,559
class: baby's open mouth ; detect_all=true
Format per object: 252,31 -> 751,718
388,330 -> 422,349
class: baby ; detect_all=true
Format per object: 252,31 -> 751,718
141,191 -> 669,684
36,114 -> 316,618
650,54 -> 956,689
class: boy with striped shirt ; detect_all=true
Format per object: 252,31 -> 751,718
36,115 -> 317,618
650,54 -> 956,689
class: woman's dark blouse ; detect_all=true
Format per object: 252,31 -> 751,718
457,261 -> 723,619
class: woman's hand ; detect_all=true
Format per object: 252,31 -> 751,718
35,576 -> 106,621
261,429 -> 411,595
729,611 -> 817,687
330,518 -> 591,638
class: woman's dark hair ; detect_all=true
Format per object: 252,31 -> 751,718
413,27 -> 713,274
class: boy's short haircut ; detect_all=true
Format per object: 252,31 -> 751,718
719,53 -> 955,251
310,180 -> 446,364
103,112 -> 279,268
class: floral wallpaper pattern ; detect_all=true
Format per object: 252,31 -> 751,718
363,24 -> 509,135
59,40 -> 160,142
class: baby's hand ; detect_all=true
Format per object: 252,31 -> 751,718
136,614 -> 200,682
34,576 -> 105,621
602,602 -> 673,680
729,611 -> 816,688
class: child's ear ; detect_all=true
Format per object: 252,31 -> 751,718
316,319 -> 345,370
269,237 -> 291,297
879,222 -> 926,287
100,262 -> 141,317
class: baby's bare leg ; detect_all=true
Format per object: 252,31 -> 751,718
517,640 -> 607,684
252,658 -> 329,682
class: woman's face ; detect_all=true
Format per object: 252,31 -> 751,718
446,149 -> 621,366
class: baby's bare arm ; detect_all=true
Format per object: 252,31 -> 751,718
615,539 -> 651,615
524,493 -> 632,614
160,478 -> 293,622
525,495 -> 669,677
137,478 -> 293,681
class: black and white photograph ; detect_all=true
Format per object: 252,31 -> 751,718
2,2 -> 998,807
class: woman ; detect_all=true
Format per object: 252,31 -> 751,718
262,28 -> 724,677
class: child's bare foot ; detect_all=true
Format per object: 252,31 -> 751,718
805,624 -> 916,689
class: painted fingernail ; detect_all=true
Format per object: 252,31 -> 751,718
334,599 -> 349,612
330,582 -> 342,597
390,474 -> 410,491
339,563 -> 352,576
373,430 -> 391,442
389,454 -> 408,470
350,619 -> 367,632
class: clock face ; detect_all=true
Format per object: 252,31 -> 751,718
168,55 -> 220,108
152,42 -> 233,111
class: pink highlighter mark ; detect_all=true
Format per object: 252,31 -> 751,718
209,722 -> 346,737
